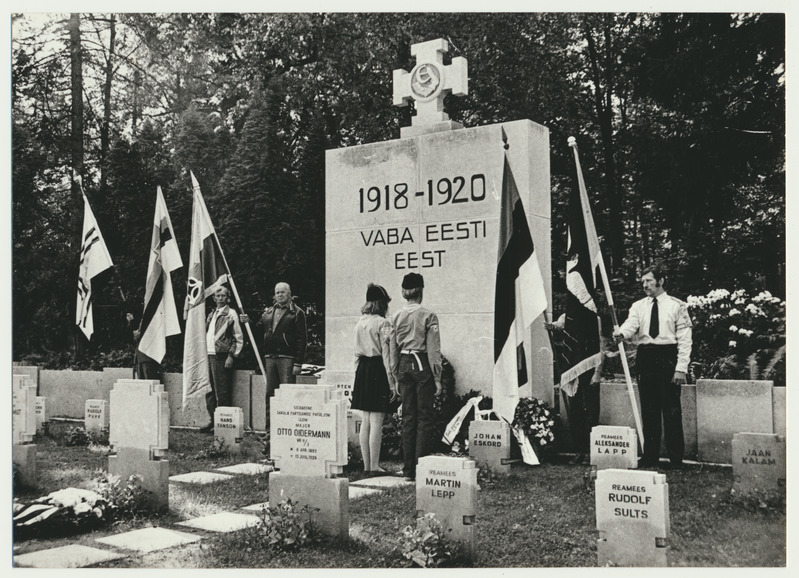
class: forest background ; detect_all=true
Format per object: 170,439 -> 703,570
10,12 -> 786,377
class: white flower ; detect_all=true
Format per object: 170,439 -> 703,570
729,325 -> 738,332
735,298 -> 746,305
48,488 -> 102,509
729,308 -> 741,316
739,328 -> 753,337
729,340 -> 737,348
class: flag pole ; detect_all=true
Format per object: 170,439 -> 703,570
190,174 -> 269,388
567,137 -> 645,454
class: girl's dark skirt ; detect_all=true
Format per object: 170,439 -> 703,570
351,355 -> 391,413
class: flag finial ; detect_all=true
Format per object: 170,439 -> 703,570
501,127 -> 509,150
568,136 -> 577,148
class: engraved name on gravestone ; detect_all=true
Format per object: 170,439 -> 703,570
416,455 -> 478,560
35,397 -> 48,435
732,432 -> 786,495
468,419 -> 511,475
591,426 -> 638,471
85,399 -> 109,433
214,406 -> 244,454
325,42 -> 552,402
270,384 -> 348,477
595,469 -> 670,567
13,375 -> 37,445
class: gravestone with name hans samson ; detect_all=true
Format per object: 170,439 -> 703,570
35,396 -> 49,435
731,432 -> 786,495
269,383 -> 349,538
214,406 -> 244,455
323,38 -> 553,403
13,374 -> 38,486
108,379 -> 170,511
595,468 -> 670,567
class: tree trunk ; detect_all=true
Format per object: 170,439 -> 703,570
100,15 -> 116,193
69,12 -> 84,354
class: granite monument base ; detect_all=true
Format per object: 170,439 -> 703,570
268,472 -> 349,539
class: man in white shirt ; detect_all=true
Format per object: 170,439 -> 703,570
613,265 -> 692,469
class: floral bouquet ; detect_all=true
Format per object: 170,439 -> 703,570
512,397 -> 556,456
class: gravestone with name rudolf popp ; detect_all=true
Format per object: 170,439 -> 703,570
268,384 -> 349,539
214,406 -> 244,455
108,379 -> 170,511
731,433 -> 786,495
84,399 -> 109,433
324,39 -> 552,404
35,396 -> 49,435
595,468 -> 670,567
468,419 -> 511,475
416,455 -> 478,561
13,375 -> 38,485
591,426 -> 638,471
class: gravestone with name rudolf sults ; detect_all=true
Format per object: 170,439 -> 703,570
323,38 -> 553,403
269,384 -> 349,538
85,399 -> 109,433
595,468 -> 670,567
13,374 -> 38,485
214,406 -> 244,455
416,455 -> 478,561
591,426 -> 638,471
731,432 -> 786,495
468,419 -> 511,475
108,379 -> 170,511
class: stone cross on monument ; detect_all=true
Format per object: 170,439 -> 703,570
393,38 -> 468,137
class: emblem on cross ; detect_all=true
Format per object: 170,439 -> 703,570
393,38 -> 468,130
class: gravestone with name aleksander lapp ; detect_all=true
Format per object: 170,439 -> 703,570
84,399 -> 109,433
731,432 -> 786,495
269,383 -> 349,538
591,425 -> 638,471
468,418 -> 511,475
108,379 -> 170,511
416,455 -> 478,561
323,38 -> 553,404
13,374 -> 38,486
214,406 -> 244,455
595,468 -> 670,567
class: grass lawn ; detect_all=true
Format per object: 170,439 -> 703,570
13,422 -> 786,568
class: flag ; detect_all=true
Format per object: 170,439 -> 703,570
182,172 -> 230,407
76,192 -> 113,340
559,151 -> 603,396
493,130 -> 548,424
137,187 -> 183,364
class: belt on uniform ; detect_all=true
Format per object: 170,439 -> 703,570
401,349 -> 424,369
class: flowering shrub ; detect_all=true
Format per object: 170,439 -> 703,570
512,397 -> 556,455
399,512 -> 463,567
248,499 -> 317,551
687,289 -> 785,386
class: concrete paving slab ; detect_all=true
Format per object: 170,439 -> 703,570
169,471 -> 232,484
241,502 -> 270,512
350,485 -> 382,499
177,512 -> 262,533
95,526 -> 201,553
215,463 -> 274,475
14,544 -> 126,568
350,475 -> 413,488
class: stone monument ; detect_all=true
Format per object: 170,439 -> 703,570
590,425 -> 638,471
731,432 -> 786,495
324,38 -> 552,403
595,468 -> 670,567
214,406 -> 244,455
416,455 -> 478,561
268,383 -> 349,538
35,396 -> 49,435
108,379 -> 170,511
468,418 -> 511,475
13,374 -> 38,486
84,399 -> 110,433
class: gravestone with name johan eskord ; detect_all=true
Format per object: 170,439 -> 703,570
13,374 -> 38,485
595,468 -> 670,567
108,379 -> 170,511
731,432 -> 786,495
323,38 -> 553,403
416,455 -> 478,561
269,383 -> 349,538
591,425 -> 638,471
468,418 -> 511,475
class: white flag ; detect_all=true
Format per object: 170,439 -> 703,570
76,193 -> 113,340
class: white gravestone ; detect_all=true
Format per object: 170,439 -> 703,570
84,399 -> 109,433
416,455 -> 478,561
214,406 -> 244,454
324,38 -> 552,404
732,433 -> 786,495
35,397 -> 48,435
595,468 -> 670,567
269,383 -> 349,539
108,379 -> 170,511
468,419 -> 511,475
591,426 -> 638,471
13,375 -> 38,485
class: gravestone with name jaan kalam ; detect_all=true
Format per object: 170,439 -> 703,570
468,419 -> 511,474
595,468 -> 670,567
214,406 -> 244,454
731,432 -> 786,495
416,455 -> 478,561
13,374 -> 38,485
108,379 -> 170,511
269,384 -> 349,538
84,399 -> 109,433
591,426 -> 638,471
324,38 -> 552,403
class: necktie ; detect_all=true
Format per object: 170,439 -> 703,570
649,298 -> 659,338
